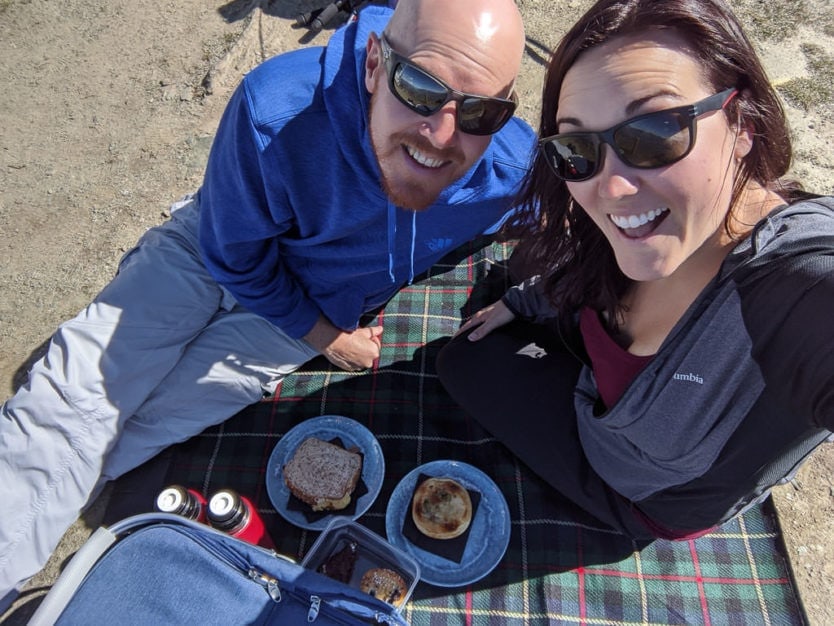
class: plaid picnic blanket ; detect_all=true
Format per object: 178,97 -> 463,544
106,240 -> 807,625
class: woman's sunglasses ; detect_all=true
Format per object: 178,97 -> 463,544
378,33 -> 517,136
539,87 -> 739,182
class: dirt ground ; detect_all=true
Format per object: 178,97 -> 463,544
1,0 -> 832,623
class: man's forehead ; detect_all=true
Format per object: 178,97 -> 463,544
407,32 -> 515,94
383,0 -> 522,93
387,0 -> 519,50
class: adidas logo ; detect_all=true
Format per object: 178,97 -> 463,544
426,237 -> 453,252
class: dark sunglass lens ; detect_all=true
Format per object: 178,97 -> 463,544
457,99 -> 486,132
393,63 -> 449,114
458,99 -> 513,135
544,136 -> 598,180
615,110 -> 691,168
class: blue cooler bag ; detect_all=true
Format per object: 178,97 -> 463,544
28,513 -> 410,625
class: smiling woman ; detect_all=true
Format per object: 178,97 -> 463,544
436,0 -> 834,541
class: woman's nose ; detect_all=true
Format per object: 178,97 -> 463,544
595,146 -> 639,199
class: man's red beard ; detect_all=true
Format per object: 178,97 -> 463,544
368,89 -> 466,211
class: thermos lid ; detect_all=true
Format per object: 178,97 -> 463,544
156,485 -> 187,513
208,489 -> 241,525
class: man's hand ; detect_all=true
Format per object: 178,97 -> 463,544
303,316 -> 383,371
455,299 -> 515,341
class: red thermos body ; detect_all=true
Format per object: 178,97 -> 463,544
207,489 -> 275,550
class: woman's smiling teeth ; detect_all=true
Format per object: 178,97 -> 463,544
406,145 -> 445,169
609,207 -> 669,233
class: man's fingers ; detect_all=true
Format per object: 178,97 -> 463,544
366,325 -> 383,347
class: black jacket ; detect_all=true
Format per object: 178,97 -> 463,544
504,197 -> 834,530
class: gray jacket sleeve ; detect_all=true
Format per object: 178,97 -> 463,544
500,276 -> 559,323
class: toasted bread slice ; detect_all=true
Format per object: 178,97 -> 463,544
283,437 -> 362,511
411,477 -> 472,539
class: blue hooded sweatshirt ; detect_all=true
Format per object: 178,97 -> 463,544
198,6 -> 535,339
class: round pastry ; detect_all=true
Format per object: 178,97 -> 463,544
359,567 -> 407,606
411,477 -> 472,539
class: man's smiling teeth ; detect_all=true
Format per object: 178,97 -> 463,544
407,145 -> 445,168
609,208 -> 669,230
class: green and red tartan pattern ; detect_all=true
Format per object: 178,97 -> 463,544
165,241 -> 806,625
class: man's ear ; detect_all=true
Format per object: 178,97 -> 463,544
364,33 -> 382,93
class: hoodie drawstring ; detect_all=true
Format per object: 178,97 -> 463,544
387,202 -> 417,285
387,201 -> 396,282
408,210 -> 416,285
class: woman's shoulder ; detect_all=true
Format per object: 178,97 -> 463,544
773,194 -> 834,223
719,195 -> 833,298
750,194 -> 834,254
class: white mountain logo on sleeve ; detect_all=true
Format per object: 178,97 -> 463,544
516,343 -> 547,359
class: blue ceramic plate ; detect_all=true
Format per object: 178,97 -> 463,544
266,415 -> 384,531
385,460 -> 511,587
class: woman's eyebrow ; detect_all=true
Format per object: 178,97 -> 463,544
555,114 -> 582,128
555,91 -> 679,128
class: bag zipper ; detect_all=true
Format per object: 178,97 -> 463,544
164,524 -> 405,624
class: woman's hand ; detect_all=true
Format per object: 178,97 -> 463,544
456,300 -> 516,341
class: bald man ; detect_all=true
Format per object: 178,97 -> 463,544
0,0 -> 534,606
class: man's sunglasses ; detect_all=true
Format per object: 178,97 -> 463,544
539,87 -> 739,182
378,33 -> 517,136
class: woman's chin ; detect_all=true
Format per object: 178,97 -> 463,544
614,253 -> 675,283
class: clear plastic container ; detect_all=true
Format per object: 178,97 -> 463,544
302,518 -> 420,611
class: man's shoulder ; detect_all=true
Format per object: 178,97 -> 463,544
489,116 -> 537,168
241,46 -> 327,126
